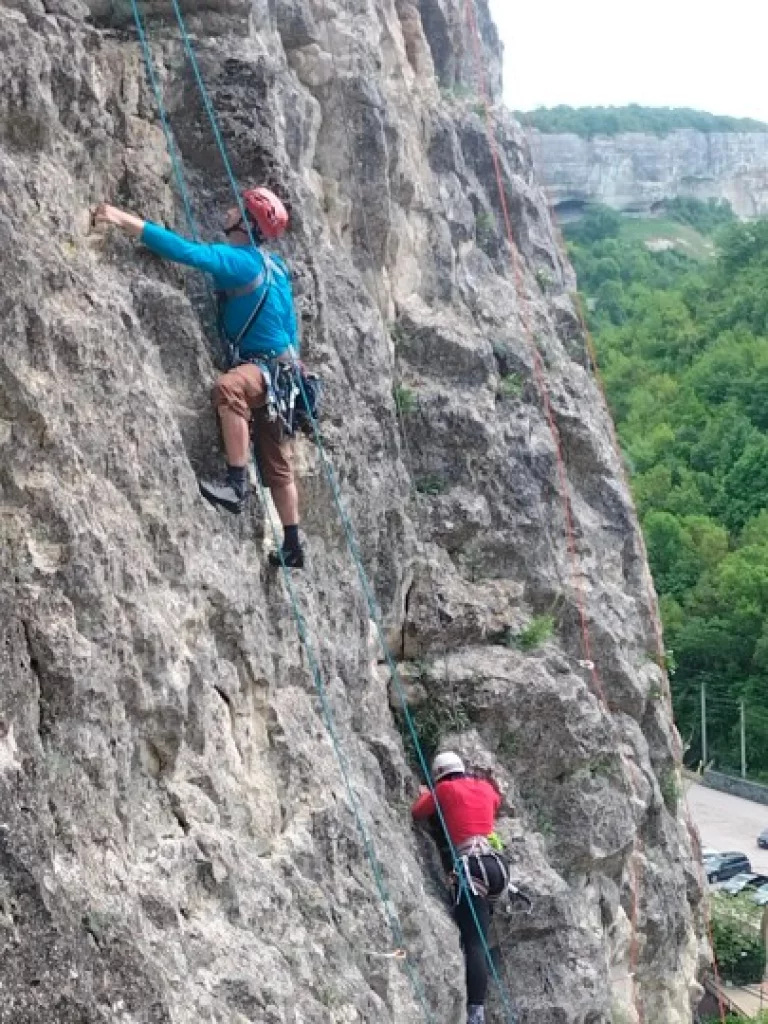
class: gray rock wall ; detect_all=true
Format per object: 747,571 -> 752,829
0,0 -> 703,1022
528,128 -> 768,218
701,770 -> 768,807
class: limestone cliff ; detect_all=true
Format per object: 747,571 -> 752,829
0,0 -> 703,1022
528,128 -> 768,218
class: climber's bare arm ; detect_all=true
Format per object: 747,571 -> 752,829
93,203 -> 145,238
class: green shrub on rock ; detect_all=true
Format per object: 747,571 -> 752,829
711,913 -> 766,985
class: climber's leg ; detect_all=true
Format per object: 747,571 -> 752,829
455,885 -> 491,1022
199,365 -> 267,514
253,409 -> 303,569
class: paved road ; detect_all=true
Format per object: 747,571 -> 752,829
686,782 -> 768,873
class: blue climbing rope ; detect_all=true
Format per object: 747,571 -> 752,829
129,0 -> 234,367
168,0 -> 257,248
129,0 -> 197,236
130,4 -> 518,1020
128,8 -> 437,1023
304,2 -> 520,1018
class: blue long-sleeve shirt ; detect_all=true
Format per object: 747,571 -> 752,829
141,222 -> 298,359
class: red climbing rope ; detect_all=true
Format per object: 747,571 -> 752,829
629,838 -> 643,1017
460,0 -> 608,710
515,114 -> 724,1021
517,119 -> 727,1024
579,307 -> 676,715
459,5 -> 651,1020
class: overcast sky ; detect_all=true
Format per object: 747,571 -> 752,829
488,0 -> 768,121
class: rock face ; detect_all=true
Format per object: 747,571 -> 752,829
528,128 -> 768,218
0,0 -> 703,1022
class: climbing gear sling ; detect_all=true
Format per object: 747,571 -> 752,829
216,254 -> 274,366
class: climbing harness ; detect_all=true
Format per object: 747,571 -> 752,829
450,836 -> 531,917
244,356 -> 322,440
451,836 -> 511,905
268,359 -> 323,439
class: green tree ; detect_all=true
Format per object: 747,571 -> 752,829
518,104 -> 768,138
567,205 -> 623,244
574,214 -> 768,775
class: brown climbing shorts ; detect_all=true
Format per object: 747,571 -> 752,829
213,363 -> 294,490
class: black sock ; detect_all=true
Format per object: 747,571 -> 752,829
283,524 -> 300,550
226,465 -> 248,497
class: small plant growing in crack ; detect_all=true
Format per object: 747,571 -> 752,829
393,384 -> 417,415
389,321 -> 406,346
415,474 -> 446,496
497,372 -> 522,399
659,768 -> 681,813
476,209 -> 496,247
396,700 -> 471,764
497,730 -> 518,759
535,268 -> 554,292
508,614 -> 555,652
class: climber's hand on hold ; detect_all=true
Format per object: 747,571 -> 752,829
92,203 -> 145,238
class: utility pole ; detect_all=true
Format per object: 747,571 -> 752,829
740,700 -> 747,780
701,683 -> 708,769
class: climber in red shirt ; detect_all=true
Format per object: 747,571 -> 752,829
411,752 -> 509,1024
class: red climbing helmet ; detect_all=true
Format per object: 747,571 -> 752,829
243,186 -> 289,240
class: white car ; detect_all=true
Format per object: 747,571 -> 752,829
720,872 -> 760,895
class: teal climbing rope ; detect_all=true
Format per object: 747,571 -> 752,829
129,0 -> 235,367
128,0 -> 197,236
308,2 -> 520,1018
130,4 -> 519,1020
143,4 -> 520,1020
168,0 -> 259,250
127,8 -> 437,1023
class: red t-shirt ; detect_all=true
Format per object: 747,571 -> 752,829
411,776 -> 501,845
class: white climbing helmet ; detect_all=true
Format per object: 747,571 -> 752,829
432,751 -> 465,782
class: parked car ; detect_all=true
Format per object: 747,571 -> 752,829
719,872 -> 768,895
706,852 -> 752,883
757,828 -> 768,849
702,847 -> 720,860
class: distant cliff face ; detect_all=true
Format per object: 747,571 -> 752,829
528,129 -> 768,218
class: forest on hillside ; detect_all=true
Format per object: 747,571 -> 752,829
568,199 -> 768,777
521,104 -> 768,138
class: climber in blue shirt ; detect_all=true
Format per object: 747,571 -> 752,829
94,187 -> 304,568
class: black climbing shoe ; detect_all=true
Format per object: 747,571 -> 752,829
198,477 -> 248,514
268,544 -> 305,569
